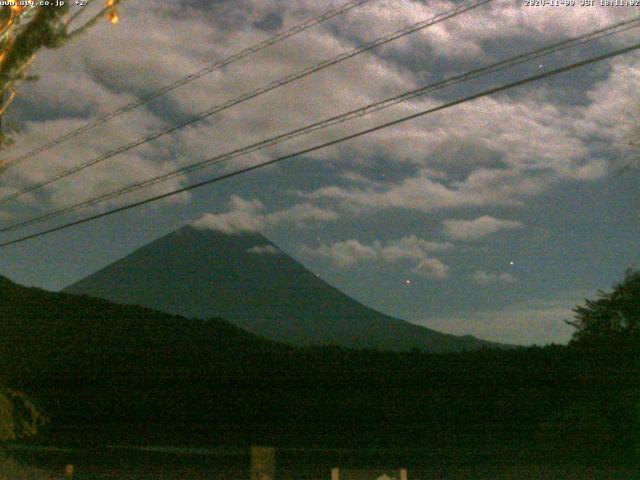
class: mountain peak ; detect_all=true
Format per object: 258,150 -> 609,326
64,224 -> 502,352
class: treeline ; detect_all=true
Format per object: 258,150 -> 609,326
0,275 -> 637,465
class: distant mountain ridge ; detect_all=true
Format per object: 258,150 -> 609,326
64,225 -> 504,352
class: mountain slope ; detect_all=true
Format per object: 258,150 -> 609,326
64,225 -> 502,352
0,274 -> 291,444
1,274 -> 594,454
1,273 -> 279,374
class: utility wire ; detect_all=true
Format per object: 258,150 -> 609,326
3,16 -> 640,232
0,0 -> 376,171
0,0 -> 494,206
1,39 -> 639,249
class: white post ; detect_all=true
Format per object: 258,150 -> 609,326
64,464 -> 74,479
250,446 -> 275,480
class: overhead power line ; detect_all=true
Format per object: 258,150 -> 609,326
0,0 -> 494,206
4,16 -> 640,233
1,39 -> 639,249
0,0 -> 376,171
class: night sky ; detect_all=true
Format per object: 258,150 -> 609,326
0,0 -> 639,345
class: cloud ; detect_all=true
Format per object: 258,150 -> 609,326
442,216 -> 523,241
192,195 -> 337,234
331,0 -> 633,66
305,235 -> 451,278
267,202 -> 338,226
309,239 -> 378,267
413,257 -> 449,279
470,270 -> 517,285
1,0 -> 630,210
2,0 -> 418,217
193,196 -> 266,234
247,244 -> 280,255
421,295 -> 583,345
1,0 -> 634,233
304,168 -> 550,215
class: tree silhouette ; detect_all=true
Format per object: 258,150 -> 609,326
565,269 -> 640,463
566,268 -> 640,349
0,1 -> 121,150
0,388 -> 46,444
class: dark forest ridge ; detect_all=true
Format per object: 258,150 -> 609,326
64,225 -> 505,353
1,272 -> 635,462
0,273 -> 287,444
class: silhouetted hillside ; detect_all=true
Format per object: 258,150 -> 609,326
2,276 -> 635,464
1,274 -> 287,444
64,226 -> 505,352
